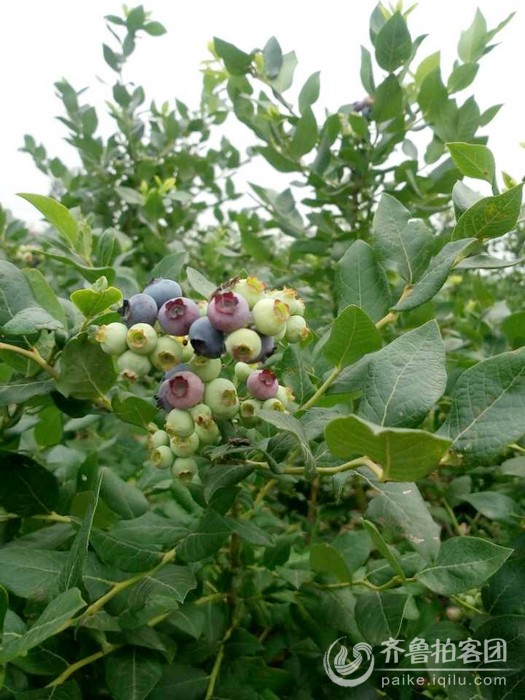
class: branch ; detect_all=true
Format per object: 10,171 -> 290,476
0,342 -> 59,380
47,644 -> 122,688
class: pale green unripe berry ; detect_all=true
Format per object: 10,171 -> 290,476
165,409 -> 195,438
276,385 -> 295,407
170,432 -> 200,457
285,315 -> 310,343
239,398 -> 261,426
232,276 -> 267,308
148,429 -> 170,449
117,351 -> 152,380
269,287 -> 305,316
180,340 -> 195,362
189,403 -> 213,422
274,325 -> 286,341
204,378 -> 239,419
172,457 -> 197,481
126,323 -> 158,355
252,298 -> 290,336
262,397 -> 286,412
194,416 -> 220,445
150,336 -> 183,371
189,356 -> 222,383
234,362 -> 257,382
95,322 -> 128,355
151,445 -> 174,469
224,328 -> 262,363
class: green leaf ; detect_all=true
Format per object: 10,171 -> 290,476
256,409 -> 316,478
110,512 -> 189,548
447,142 -> 495,183
372,75 -> 402,122
127,565 -> 196,615
262,37 -> 283,79
280,344 -> 315,405
111,393 -> 158,428
91,528 -> 163,572
185,267 -> 216,298
323,305 -> 381,369
224,516 -> 273,547
298,72 -> 320,114
417,537 -> 512,594
360,46 -> 375,94
0,452 -> 59,516
372,194 -> 433,283
150,251 -> 187,281
149,664 -> 207,700
447,62 -> 479,93
442,349 -> 525,460
501,311 -> 525,349
375,12 -> 412,71
23,268 -> 68,328
100,468 -> 149,520
325,415 -> 451,481
0,588 -> 86,663
214,37 -> 253,75
2,306 -> 64,336
456,253 -> 524,270
359,321 -> 447,428
40,251 -> 116,284
483,552 -> 525,615
106,649 -> 163,700
393,238 -> 476,311
362,520 -> 406,581
366,482 -> 441,561
268,50 -> 298,92
18,193 -> 78,247
332,531 -> 372,573
335,240 -> 391,323
355,592 -> 409,645
0,584 -> 8,635
458,9 -> 487,62
464,491 -> 516,521
0,549 -> 67,600
15,682 -> 82,700
71,284 -> 122,319
58,473 -> 102,592
176,511 -> 230,562
115,186 -> 144,205
475,615 -> 525,672
0,260 -> 41,327
203,463 -> 254,503
289,107 -> 317,158
310,543 -> 351,582
452,184 -> 523,241
144,21 -> 167,36
56,334 -> 117,400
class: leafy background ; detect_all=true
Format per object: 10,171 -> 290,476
0,4 -> 524,699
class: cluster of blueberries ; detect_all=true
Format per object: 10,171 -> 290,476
95,275 -> 309,480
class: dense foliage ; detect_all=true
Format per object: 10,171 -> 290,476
0,4 -> 524,698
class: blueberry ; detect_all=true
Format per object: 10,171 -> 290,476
162,370 -> 205,409
204,378 -> 239,419
247,369 -> 279,401
207,291 -> 251,332
224,328 -> 262,363
117,350 -> 152,380
126,323 -> 158,355
188,317 -> 225,359
95,322 -> 128,355
164,364 -> 190,380
143,278 -> 183,308
285,316 -> 310,343
151,445 -> 174,469
158,297 -> 201,336
252,298 -> 290,336
255,334 -> 276,362
119,293 -> 158,327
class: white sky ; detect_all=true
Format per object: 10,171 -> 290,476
1,0 -> 523,224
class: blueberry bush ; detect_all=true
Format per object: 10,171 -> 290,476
0,5 -> 524,699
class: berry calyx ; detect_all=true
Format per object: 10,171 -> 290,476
207,291 -> 251,332
95,322 -> 128,356
158,297 -> 201,336
126,323 -> 158,355
269,287 -> 305,316
143,278 -> 182,308
224,328 -> 262,363
247,369 -> 279,401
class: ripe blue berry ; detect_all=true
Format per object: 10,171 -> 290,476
207,291 -> 251,332
166,408 -> 195,438
224,328 -> 262,363
126,323 -> 158,355
120,293 -> 158,327
143,278 -> 182,308
117,351 -> 152,380
95,322 -> 128,355
150,336 -> 184,371
162,370 -> 204,409
247,369 -> 279,400
158,297 -> 201,336
255,334 -> 276,362
204,378 -> 239,419
252,298 -> 290,336
188,317 -> 225,358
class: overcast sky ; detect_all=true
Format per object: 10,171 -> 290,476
1,0 -> 523,224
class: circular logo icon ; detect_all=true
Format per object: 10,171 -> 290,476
323,637 -> 375,687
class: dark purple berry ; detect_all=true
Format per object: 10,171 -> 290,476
158,297 -> 201,336
164,363 -> 190,380
255,334 -> 276,362
143,278 -> 183,308
119,293 -> 158,327
207,291 -> 251,332
188,317 -> 225,359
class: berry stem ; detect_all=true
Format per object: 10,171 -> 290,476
0,342 -> 59,380
299,365 -> 341,411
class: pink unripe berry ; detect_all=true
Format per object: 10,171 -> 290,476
158,297 -> 201,336
247,369 -> 279,401
207,291 -> 251,332
163,371 -> 204,409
